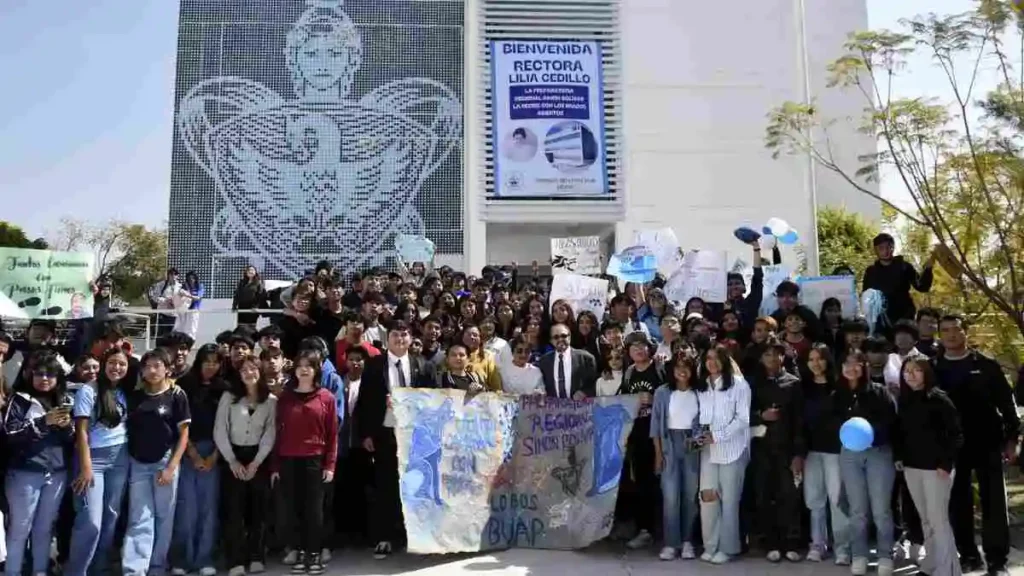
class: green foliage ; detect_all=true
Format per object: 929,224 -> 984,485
0,221 -> 48,249
811,206 -> 878,281
766,0 -> 1024,352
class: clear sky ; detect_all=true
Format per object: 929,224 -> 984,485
0,0 -> 987,238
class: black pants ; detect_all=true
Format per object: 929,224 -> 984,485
279,456 -> 326,554
623,433 -> 657,534
224,446 -> 269,567
370,430 -> 405,545
336,447 -> 372,546
751,443 -> 802,551
56,475 -> 75,563
950,447 -> 1009,567
891,471 -> 923,545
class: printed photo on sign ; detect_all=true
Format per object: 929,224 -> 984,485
503,127 -> 538,162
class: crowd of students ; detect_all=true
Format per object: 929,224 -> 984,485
0,232 -> 1021,576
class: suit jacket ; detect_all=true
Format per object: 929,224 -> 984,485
353,352 -> 435,442
539,348 -> 597,399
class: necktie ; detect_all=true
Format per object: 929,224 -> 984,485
557,353 -> 566,399
396,359 -> 407,388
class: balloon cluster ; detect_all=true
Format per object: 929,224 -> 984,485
733,217 -> 799,246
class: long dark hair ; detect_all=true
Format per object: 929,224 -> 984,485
803,342 -> 837,387
291,350 -> 323,389
898,357 -> 937,404
840,349 -> 871,391
93,348 -> 129,428
13,351 -> 68,406
230,355 -> 270,404
697,343 -> 736,392
179,344 -> 227,397
671,349 -> 700,390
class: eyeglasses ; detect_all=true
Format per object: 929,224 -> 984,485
551,334 -> 570,341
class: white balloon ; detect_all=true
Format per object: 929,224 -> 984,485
765,217 -> 791,237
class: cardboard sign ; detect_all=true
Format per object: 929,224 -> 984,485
549,274 -> 609,320
664,250 -> 728,303
797,275 -> 858,318
550,236 -> 602,275
0,248 -> 95,319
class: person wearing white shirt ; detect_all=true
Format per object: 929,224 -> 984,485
883,320 -> 928,391
480,316 -> 510,367
696,344 -> 751,565
498,337 -> 543,395
595,347 -> 625,397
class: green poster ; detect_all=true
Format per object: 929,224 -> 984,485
0,248 -> 96,320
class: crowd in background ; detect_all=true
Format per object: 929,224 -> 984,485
0,232 -> 1022,576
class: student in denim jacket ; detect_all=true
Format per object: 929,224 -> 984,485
651,350 -> 702,561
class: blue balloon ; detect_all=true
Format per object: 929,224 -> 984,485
734,227 -> 761,244
778,230 -> 800,245
839,417 -> 874,452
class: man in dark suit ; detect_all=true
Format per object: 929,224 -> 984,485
539,323 -> 598,399
353,321 -> 435,560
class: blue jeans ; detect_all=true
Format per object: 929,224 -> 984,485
4,469 -> 67,576
803,451 -> 850,556
171,441 -> 220,571
660,430 -> 701,548
67,444 -> 130,576
840,446 -> 895,559
123,452 -> 179,576
699,449 -> 749,556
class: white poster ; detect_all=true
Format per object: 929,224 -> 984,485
633,228 -> 684,274
550,236 -> 602,275
664,250 -> 728,304
798,275 -> 858,318
759,265 -> 795,316
549,274 -> 609,321
491,40 -> 607,197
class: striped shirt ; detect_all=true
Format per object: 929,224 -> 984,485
698,374 -> 751,465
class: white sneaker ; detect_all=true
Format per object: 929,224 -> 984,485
282,550 -> 298,565
785,551 -> 802,562
710,551 -> 730,564
248,562 -> 265,574
767,550 -> 782,562
877,557 -> 894,576
806,545 -> 824,562
700,551 -> 714,563
835,551 -> 851,566
200,567 -> 217,576
658,546 -> 676,561
850,556 -> 868,575
320,548 -> 332,563
909,543 -> 926,565
680,542 -> 696,560
892,541 -> 909,561
228,567 -> 245,576
171,570 -> 187,576
626,529 -> 653,550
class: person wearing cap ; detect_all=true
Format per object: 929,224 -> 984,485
862,233 -> 935,330
769,281 -> 823,342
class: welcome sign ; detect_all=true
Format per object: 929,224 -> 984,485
0,248 -> 95,319
392,389 -> 639,552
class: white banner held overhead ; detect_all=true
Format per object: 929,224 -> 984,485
549,274 -> 609,320
664,250 -> 728,303
550,236 -> 602,275
797,275 -> 859,318
633,228 -> 683,274
491,40 -> 607,197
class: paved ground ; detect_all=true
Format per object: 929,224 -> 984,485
259,546 -> 1024,576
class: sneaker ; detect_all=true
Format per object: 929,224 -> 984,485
850,556 -> 868,575
877,557 -> 894,576
960,557 -> 984,573
658,546 -> 676,561
988,565 -> 1011,576
892,541 -> 909,562
680,542 -> 696,560
306,553 -> 324,576
785,551 -> 802,562
835,551 -> 851,566
282,550 -> 298,566
626,529 -> 653,550
248,563 -> 265,575
710,551 -> 730,564
373,541 -> 392,560
290,551 -> 307,574
700,551 -> 714,563
320,548 -> 331,563
909,543 -> 926,565
172,570 -> 187,576
767,550 -> 782,563
228,567 -> 245,576
806,545 -> 824,562
200,567 -> 217,576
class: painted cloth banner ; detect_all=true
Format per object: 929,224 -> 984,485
664,250 -> 728,303
550,236 -> 602,275
393,389 -> 639,552
0,248 -> 95,320
797,275 -> 858,318
548,274 -> 609,320
491,40 -> 606,197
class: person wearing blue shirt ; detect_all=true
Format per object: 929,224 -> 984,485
66,348 -> 131,576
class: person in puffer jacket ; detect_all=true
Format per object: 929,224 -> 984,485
894,357 -> 963,576
2,351 -> 75,576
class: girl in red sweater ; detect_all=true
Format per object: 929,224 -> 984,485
271,351 -> 339,575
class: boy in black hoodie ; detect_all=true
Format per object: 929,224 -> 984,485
749,338 -> 805,562
862,233 -> 934,330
